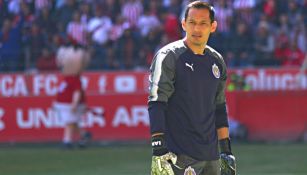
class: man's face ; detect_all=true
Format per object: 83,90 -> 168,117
182,8 -> 217,47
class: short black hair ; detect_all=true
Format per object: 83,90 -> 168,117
184,1 -> 215,23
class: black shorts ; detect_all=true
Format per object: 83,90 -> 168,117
171,154 -> 220,175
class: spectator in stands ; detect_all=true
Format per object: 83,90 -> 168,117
36,47 -> 57,71
55,0 -> 76,29
36,7 -> 57,36
66,11 -> 88,46
166,0 -> 182,17
86,6 -> 112,69
20,2 -> 35,27
289,20 -> 306,53
228,21 -> 253,67
0,17 -> 23,72
253,20 -> 276,66
109,14 -> 129,42
87,6 -> 112,45
287,1 -> 302,28
160,9 -> 181,42
262,0 -> 277,22
137,29 -> 162,70
213,0 -> 233,37
23,23 -> 46,69
104,44 -> 120,70
274,29 -> 291,65
147,0 -> 161,16
115,28 -> 140,69
283,41 -> 305,67
79,2 -> 92,25
0,0 -> 9,26
100,0 -> 121,21
51,22 -> 69,52
137,5 -> 161,38
7,0 -> 21,15
276,14 -> 291,34
121,0 -> 143,28
233,0 -> 256,25
303,0 -> 307,24
34,0 -> 50,14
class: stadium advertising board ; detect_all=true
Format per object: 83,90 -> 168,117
0,68 -> 306,142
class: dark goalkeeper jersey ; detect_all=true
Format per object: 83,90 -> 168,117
148,39 -> 229,161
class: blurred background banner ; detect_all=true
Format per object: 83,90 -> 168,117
0,69 -> 306,143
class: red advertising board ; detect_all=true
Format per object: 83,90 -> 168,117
0,71 -> 149,97
0,68 -> 306,142
0,94 -> 150,142
227,91 -> 307,141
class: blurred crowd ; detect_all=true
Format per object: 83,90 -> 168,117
0,0 -> 306,72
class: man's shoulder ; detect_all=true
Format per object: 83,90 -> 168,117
157,40 -> 187,58
206,45 -> 226,65
206,45 -> 223,60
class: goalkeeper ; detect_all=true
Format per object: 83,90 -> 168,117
148,1 -> 236,175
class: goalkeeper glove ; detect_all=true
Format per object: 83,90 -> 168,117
219,138 -> 236,175
151,134 -> 177,175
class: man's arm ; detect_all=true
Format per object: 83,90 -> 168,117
148,49 -> 176,135
148,49 -> 177,175
214,57 -> 236,175
71,90 -> 82,113
214,56 -> 229,132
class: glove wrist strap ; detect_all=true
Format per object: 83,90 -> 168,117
219,138 -> 232,154
151,134 -> 168,156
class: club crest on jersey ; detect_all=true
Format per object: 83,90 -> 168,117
184,166 -> 196,175
212,63 -> 220,79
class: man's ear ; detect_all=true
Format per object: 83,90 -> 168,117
181,19 -> 186,32
211,21 -> 217,33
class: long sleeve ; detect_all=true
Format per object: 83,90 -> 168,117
215,56 -> 229,128
148,49 -> 176,134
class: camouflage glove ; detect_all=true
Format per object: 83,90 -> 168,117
151,134 -> 177,175
220,153 -> 236,175
219,138 -> 236,175
151,152 -> 177,175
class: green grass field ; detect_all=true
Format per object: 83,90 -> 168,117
0,143 -> 306,175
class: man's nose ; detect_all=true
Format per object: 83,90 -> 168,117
194,24 -> 201,32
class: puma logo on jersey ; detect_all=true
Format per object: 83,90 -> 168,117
185,63 -> 194,71
152,141 -> 162,147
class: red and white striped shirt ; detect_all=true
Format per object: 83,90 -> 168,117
67,22 -> 88,45
121,0 -> 143,27
233,0 -> 255,9
215,6 -> 233,33
233,0 -> 255,24
35,0 -> 49,11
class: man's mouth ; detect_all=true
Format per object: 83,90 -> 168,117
192,34 -> 202,38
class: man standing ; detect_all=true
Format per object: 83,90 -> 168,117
148,1 -> 236,175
